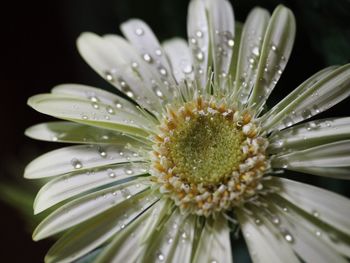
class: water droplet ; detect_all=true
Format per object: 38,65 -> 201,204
143,53 -> 153,63
181,231 -> 187,239
271,45 -> 277,51
131,62 -> 139,69
157,252 -> 164,261
315,230 -> 322,237
125,169 -> 134,175
81,114 -> 89,120
196,51 -> 204,61
284,232 -> 294,243
227,39 -> 234,47
196,30 -> 203,38
71,158 -> 82,169
108,169 -> 116,178
158,67 -> 167,76
255,218 -> 261,225
91,102 -> 100,109
135,28 -> 144,36
155,49 -> 162,56
252,46 -> 260,56
272,216 -> 280,225
51,135 -> 58,142
312,210 -> 319,218
115,102 -> 122,109
98,147 -> 107,158
182,64 -> 193,74
105,70 -> 115,82
106,105 -> 115,115
211,260 -> 218,263
167,237 -> 173,244
152,86 -> 163,98
121,188 -> 132,199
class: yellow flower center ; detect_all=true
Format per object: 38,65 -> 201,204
151,97 -> 269,216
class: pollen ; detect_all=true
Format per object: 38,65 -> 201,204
151,97 -> 269,216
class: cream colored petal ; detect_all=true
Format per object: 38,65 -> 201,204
24,144 -> 144,179
44,191 -> 158,263
25,121 -> 151,146
272,140 -> 350,179
192,214 -> 233,263
163,38 -> 194,83
264,177 -> 350,236
262,65 -> 350,132
77,32 -> 163,115
187,0 -> 210,88
265,193 -> 350,259
237,207 -> 299,263
140,209 -> 195,263
207,0 -> 234,84
248,5 -> 296,112
33,180 -> 149,240
33,162 -> 149,213
235,7 -> 270,104
28,93 -> 153,137
268,117 -> 350,153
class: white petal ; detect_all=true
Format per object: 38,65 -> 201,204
248,5 -> 296,112
261,197 -> 347,263
33,162 -> 148,213
28,93 -> 154,137
262,65 -> 350,132
207,0 -> 234,81
268,117 -> 350,153
24,144 -> 144,179
119,20 -> 177,104
52,83 -> 145,116
192,214 -> 233,263
44,191 -> 158,263
187,0 -> 210,88
265,193 -> 350,258
140,209 -> 195,263
235,7 -> 270,104
25,121 -> 151,145
33,180 -> 149,240
77,32 -> 163,115
93,206 -> 154,263
264,177 -> 350,236
228,22 -> 243,82
236,207 -> 299,263
273,140 -> 350,178
163,38 -> 194,83
104,34 -> 176,106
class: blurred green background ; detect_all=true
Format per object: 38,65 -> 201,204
2,0 -> 350,262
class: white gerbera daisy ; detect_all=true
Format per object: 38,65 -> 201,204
25,0 -> 350,262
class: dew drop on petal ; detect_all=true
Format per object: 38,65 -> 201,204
158,67 -> 167,76
283,231 -> 294,243
196,51 -> 204,61
227,39 -> 234,47
106,105 -> 115,115
196,30 -> 203,38
71,158 -> 82,169
105,71 -> 114,82
98,147 -> 107,158
157,252 -> 164,261
182,64 -> 193,74
135,28 -> 144,36
143,53 -> 153,63
252,46 -> 260,56
108,169 -> 116,178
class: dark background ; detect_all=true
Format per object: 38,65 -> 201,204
1,0 -> 350,262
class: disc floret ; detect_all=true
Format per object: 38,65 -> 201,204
151,97 -> 269,216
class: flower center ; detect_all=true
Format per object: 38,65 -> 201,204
151,98 -> 269,216
168,112 -> 244,185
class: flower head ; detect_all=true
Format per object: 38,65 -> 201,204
26,0 -> 350,262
